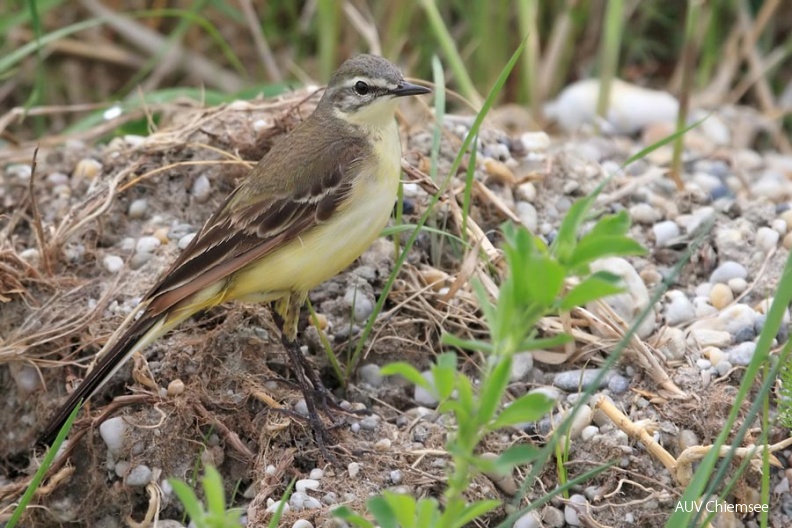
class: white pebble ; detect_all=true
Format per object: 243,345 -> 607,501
664,291 -> 696,326
710,261 -> 748,284
265,500 -> 289,514
520,131 -> 550,151
390,470 -> 403,484
309,468 -> 324,480
295,479 -> 320,493
516,182 -> 537,201
652,220 -> 680,247
303,497 -> 322,510
191,175 -> 211,202
727,277 -> 748,295
292,520 -> 314,528
772,218 -> 788,235
580,425 -> 599,441
10,364 -> 42,394
99,417 -> 127,454
125,465 -> 152,487
629,203 -> 661,225
136,236 -> 161,254
265,464 -> 277,476
516,201 -> 538,232
348,462 -> 360,478
756,227 -> 780,253
128,199 -> 148,219
178,233 -> 196,249
103,255 -> 124,273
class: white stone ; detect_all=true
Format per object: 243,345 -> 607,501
414,370 -> 439,407
516,182 -> 537,202
191,175 -> 211,202
348,462 -> 360,478
516,201 -> 538,232
99,417 -> 127,454
772,218 -> 788,235
589,257 -> 655,338
710,261 -> 748,284
295,479 -> 320,493
652,221 -> 680,247
135,236 -> 161,254
510,352 -> 534,382
520,131 -> 550,151
756,227 -> 780,253
727,277 -> 748,295
664,291 -> 696,326
128,199 -> 148,219
629,203 -> 661,225
102,255 -> 124,273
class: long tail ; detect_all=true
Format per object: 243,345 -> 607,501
38,307 -> 168,446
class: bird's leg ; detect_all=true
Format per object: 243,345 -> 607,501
273,293 -> 338,459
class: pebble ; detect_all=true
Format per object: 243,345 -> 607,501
414,370 -> 439,407
568,405 -> 594,438
102,255 -> 124,273
9,364 -> 41,393
704,347 -> 728,366
727,277 -> 748,295
652,220 -> 680,247
321,492 -> 337,505
565,494 -> 588,526
265,500 -> 289,514
516,201 -> 539,232
167,379 -> 185,396
664,291 -> 696,326
520,131 -> 551,151
73,158 -> 102,181
99,417 -> 127,454
294,399 -> 309,417
728,342 -> 757,366
513,512 -> 542,528
480,453 -> 518,495
589,257 -> 655,338
553,369 -> 611,391
358,363 -> 383,387
658,327 -> 687,360
178,233 -> 196,249
295,479 -> 320,493
128,199 -> 148,219
783,232 -> 792,250
607,375 -> 630,394
710,261 -> 748,284
125,465 -> 152,487
136,236 -> 161,254
717,303 -> 759,335
191,175 -> 211,202
715,360 -> 733,376
543,506 -> 566,528
772,218 -> 788,235
677,429 -> 699,452
687,328 -> 732,348
629,203 -> 661,225
390,470 -> 403,485
344,287 -> 374,322
510,352 -> 533,381
292,521 -> 314,528
756,226 -> 780,253
309,468 -> 324,480
348,462 -> 360,478
129,252 -> 152,269
709,283 -> 734,310
580,425 -> 599,441
516,182 -> 537,201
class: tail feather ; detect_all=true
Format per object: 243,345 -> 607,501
38,312 -> 166,446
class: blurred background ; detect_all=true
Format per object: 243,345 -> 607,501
0,0 -> 791,141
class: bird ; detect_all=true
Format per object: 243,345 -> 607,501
40,54 -> 431,455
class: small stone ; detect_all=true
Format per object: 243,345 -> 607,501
321,492 -> 337,505
128,199 -> 148,219
554,369 -> 611,391
728,342 -> 756,366
359,363 -> 383,387
309,468 -> 324,480
265,500 -> 289,514
9,363 -> 41,394
513,512 -> 542,528
629,203 -> 661,225
732,325 -> 755,343
607,375 -> 630,394
294,399 -> 309,417
516,201 -> 538,232
136,236 -> 161,254
715,360 -> 733,376
73,158 -> 102,181
710,261 -> 748,284
510,352 -> 533,382
710,283 -> 734,310
687,328 -> 732,348
704,347 -> 727,366
479,453 -> 518,495
295,479 -> 320,493
115,460 -> 130,478
178,233 -> 196,249
360,415 -> 380,431
696,358 -> 712,370
102,255 -> 124,273
19,248 -> 40,263
664,291 -> 696,326
389,470 -> 403,485
580,425 -> 599,441
543,506 -> 566,528
677,429 -> 699,452
568,405 -> 593,439
784,232 -> 792,250
414,371 -> 439,407
344,288 -> 374,322
717,303 -> 759,335
756,226 -> 780,253
292,520 -> 314,528
153,227 -> 170,244
516,182 -> 537,201
484,158 -> 515,185
565,494 -> 588,526
348,462 -> 360,478
167,379 -> 185,396
772,218 -> 788,235
658,327 -> 687,360
520,131 -> 551,151
191,175 -> 211,202
652,220 -> 680,247
727,277 -> 748,295
589,257 -> 655,338
125,465 -> 152,487
374,438 -> 391,451
129,251 -> 152,270
100,417 -> 127,454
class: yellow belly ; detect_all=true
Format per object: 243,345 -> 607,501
228,122 -> 402,299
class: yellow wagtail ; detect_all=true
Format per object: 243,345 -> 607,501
40,55 -> 431,453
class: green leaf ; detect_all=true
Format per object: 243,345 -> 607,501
415,497 -> 442,527
441,332 -> 494,353
560,273 -> 626,310
491,393 -> 555,430
384,491 -> 418,528
523,255 -> 565,306
333,506 -> 376,528
169,479 -> 205,522
585,210 -> 631,238
201,465 -> 225,514
381,362 -> 432,392
367,495 -> 398,528
551,193 -> 596,262
478,358 -> 512,424
518,333 -> 573,351
568,236 -> 646,268
450,500 -> 502,528
491,445 -> 542,473
432,352 -> 458,400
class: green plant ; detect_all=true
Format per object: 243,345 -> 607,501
169,465 -> 244,528
334,188 -> 646,527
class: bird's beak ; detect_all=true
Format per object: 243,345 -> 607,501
391,81 -> 432,97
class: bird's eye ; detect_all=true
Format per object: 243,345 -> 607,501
354,81 -> 370,95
